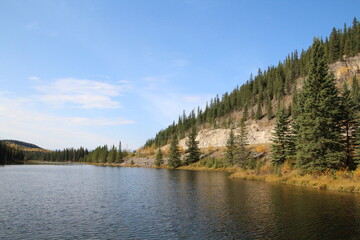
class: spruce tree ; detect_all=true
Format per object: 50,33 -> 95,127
226,128 -> 237,165
184,127 -> 201,165
116,141 -> 123,163
294,38 -> 344,171
340,84 -> 357,169
237,118 -> 249,167
271,108 -> 290,165
351,76 -> 360,104
168,135 -> 181,169
354,118 -> 360,167
154,148 -> 164,167
108,145 -> 116,163
256,101 -> 262,120
243,104 -> 249,120
266,97 -> 273,120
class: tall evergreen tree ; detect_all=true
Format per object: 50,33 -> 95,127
184,127 -> 201,165
329,27 -> 341,62
265,97 -> 273,120
354,118 -> 360,167
256,101 -> 262,120
168,135 -> 181,169
154,148 -> 164,167
294,39 -> 344,171
243,104 -> 249,120
271,108 -> 290,165
116,141 -> 123,163
108,145 -> 117,163
226,128 -> 237,165
340,84 -> 357,170
237,118 -> 249,166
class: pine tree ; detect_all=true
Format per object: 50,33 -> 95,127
294,39 -> 344,171
243,104 -> 249,120
271,108 -> 290,165
116,141 -> 123,163
340,84 -> 357,170
168,135 -> 181,169
354,117 -> 360,167
237,118 -> 249,167
184,127 -> 201,165
265,97 -> 273,120
226,128 -> 237,165
154,148 -> 164,167
329,27 -> 341,62
108,145 -> 116,163
351,76 -> 360,103
256,101 -> 262,120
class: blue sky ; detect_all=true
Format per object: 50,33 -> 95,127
0,0 -> 359,150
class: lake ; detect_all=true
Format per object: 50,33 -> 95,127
1,165 -> 360,239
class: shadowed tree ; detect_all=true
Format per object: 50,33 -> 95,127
154,148 -> 164,167
184,127 -> 201,165
168,135 -> 181,169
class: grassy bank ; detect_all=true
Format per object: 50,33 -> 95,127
230,167 -> 360,193
82,158 -> 360,194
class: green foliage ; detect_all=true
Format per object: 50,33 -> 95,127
256,101 -> 262,120
154,148 -> 164,167
294,39 -> 345,171
108,145 -> 117,163
340,84 -> 358,170
226,128 -> 237,165
271,108 -> 291,165
144,21 -> 360,150
184,127 -> 201,165
199,157 -> 229,169
116,141 -> 124,163
25,147 -> 89,162
168,135 -> 181,169
0,142 -> 25,164
226,119 -> 250,167
237,118 -> 250,167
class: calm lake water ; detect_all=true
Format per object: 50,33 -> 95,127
1,165 -> 360,239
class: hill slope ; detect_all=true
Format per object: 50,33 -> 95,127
1,140 -> 49,152
143,19 -> 360,151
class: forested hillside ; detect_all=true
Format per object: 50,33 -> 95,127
0,141 -> 25,164
144,18 -> 360,149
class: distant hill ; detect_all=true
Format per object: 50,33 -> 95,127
1,140 -> 49,152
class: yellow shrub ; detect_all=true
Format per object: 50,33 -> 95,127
281,161 -> 292,175
255,145 -> 265,153
353,168 -> 360,180
335,169 -> 351,179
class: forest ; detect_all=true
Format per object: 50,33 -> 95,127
0,141 -> 25,165
23,141 -> 129,164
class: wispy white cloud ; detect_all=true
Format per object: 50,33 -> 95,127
34,78 -> 130,109
183,95 -> 202,103
172,59 -> 189,67
142,75 -> 169,90
25,21 -> 39,31
137,75 -> 212,123
0,94 -> 135,149
28,76 -> 40,81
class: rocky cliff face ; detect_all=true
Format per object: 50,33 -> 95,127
330,54 -> 360,81
176,118 -> 274,150
163,55 -> 360,150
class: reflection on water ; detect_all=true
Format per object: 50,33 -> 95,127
0,165 -> 360,239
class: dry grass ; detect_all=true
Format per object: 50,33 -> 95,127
230,167 -> 360,193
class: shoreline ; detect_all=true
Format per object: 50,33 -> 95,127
87,161 -> 360,194
229,169 -> 360,193
23,160 -> 360,194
